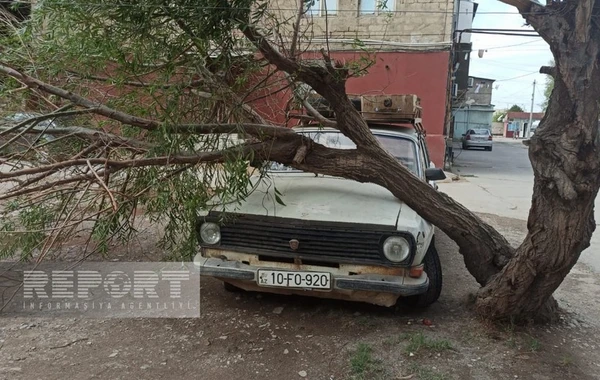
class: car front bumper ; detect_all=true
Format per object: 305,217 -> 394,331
193,254 -> 429,302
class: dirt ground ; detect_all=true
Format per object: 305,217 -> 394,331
1,213 -> 600,380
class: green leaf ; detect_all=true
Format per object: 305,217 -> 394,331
275,193 -> 286,206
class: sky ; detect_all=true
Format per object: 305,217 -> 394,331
468,1 -> 553,112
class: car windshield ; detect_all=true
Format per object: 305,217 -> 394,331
268,131 -> 419,175
471,129 -> 490,135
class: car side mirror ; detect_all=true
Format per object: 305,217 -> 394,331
425,168 -> 446,181
461,134 -> 466,137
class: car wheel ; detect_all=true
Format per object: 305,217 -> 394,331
487,146 -> 493,152
462,143 -> 467,150
223,281 -> 244,293
402,244 -> 442,308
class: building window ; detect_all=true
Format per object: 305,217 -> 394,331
360,0 -> 394,15
306,0 -> 338,16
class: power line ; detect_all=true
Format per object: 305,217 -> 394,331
473,61 -> 542,73
494,72 -> 540,82
470,58 -> 551,72
474,39 -> 545,50
493,81 -> 539,103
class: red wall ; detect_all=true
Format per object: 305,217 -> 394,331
345,51 -> 450,167
254,51 -> 451,167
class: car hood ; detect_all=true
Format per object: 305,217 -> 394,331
211,174 -> 406,227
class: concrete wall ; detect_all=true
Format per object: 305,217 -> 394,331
452,106 -> 494,139
268,0 -> 454,49
465,77 -> 494,105
491,121 -> 504,136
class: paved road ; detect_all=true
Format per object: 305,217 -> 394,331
453,138 -> 532,180
448,137 -> 600,272
447,138 -> 534,220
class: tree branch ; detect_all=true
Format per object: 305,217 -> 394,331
0,124 -> 151,151
86,159 -> 117,211
301,98 -> 337,127
171,123 -> 295,138
495,0 -> 534,13
0,142 -> 269,181
0,63 -> 161,130
540,65 -> 556,77
241,25 -> 302,75
289,0 -> 306,58
0,65 -> 298,142
241,25 -> 380,148
67,70 -> 212,97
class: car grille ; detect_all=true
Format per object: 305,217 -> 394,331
201,213 -> 412,266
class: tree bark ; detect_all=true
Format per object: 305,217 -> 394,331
475,0 -> 600,321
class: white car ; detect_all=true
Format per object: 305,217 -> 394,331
194,125 -> 445,308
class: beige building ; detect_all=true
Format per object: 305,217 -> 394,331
267,0 -> 455,50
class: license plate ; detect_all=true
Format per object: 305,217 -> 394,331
257,270 -> 332,290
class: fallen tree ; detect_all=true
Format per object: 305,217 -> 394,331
0,0 -> 598,322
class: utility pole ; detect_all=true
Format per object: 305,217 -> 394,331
526,80 -> 536,139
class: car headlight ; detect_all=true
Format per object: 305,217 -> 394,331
199,222 -> 221,245
382,236 -> 411,263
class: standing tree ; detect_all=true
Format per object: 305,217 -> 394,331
0,0 -> 598,322
508,104 -> 525,112
492,110 -> 507,123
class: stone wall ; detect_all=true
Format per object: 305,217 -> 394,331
267,0 -> 454,50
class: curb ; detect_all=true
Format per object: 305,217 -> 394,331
439,171 -> 462,183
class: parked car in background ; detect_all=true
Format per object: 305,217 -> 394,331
462,128 -> 493,151
194,124 -> 446,308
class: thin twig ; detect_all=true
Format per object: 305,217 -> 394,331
302,98 -> 337,127
49,338 -> 89,350
290,0 -> 306,58
67,70 -> 210,94
86,159 -> 117,212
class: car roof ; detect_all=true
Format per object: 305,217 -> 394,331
292,123 -> 419,141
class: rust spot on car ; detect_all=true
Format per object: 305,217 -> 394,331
222,279 -> 399,307
203,249 -> 405,277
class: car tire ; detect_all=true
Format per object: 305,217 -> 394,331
462,144 -> 467,150
487,146 -> 493,152
223,281 -> 244,293
401,244 -> 442,308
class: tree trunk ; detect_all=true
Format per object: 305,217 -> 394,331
475,8 -> 600,321
242,25 -> 518,287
